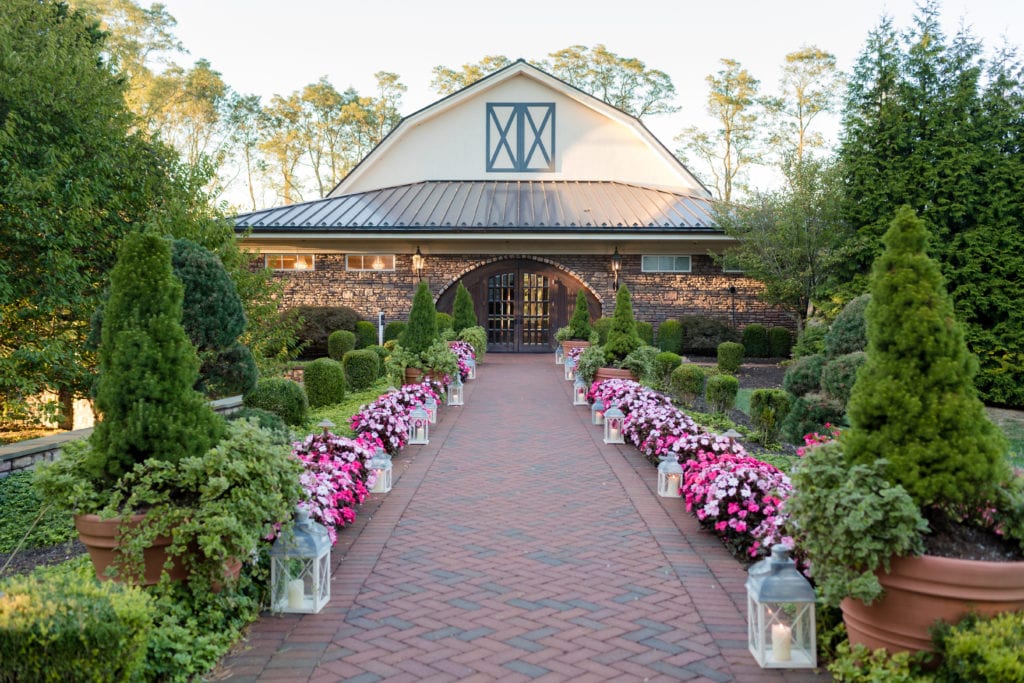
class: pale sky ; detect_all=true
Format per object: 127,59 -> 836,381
155,0 -> 1021,192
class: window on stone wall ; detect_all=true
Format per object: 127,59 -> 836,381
346,254 -> 395,271
641,255 -> 691,273
265,253 -> 315,271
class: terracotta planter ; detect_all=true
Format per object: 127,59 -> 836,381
841,554 -> 1024,654
75,513 -> 188,586
561,340 -> 591,356
404,367 -> 446,385
594,366 -> 637,383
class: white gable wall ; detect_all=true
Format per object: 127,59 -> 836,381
335,73 -> 705,197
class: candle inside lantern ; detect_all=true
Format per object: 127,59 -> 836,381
287,578 -> 305,609
609,425 -> 620,439
667,473 -> 680,492
771,622 -> 792,661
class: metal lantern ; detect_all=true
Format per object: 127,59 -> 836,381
573,375 -> 588,405
423,395 -> 438,424
746,545 -> 817,669
563,357 -> 576,381
270,508 -> 331,614
657,456 -> 684,498
408,404 -> 430,444
368,447 -> 393,493
555,345 -> 564,365
447,374 -> 464,406
603,405 -> 625,444
466,357 -> 476,380
591,397 -> 605,425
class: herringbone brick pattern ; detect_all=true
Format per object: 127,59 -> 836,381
215,355 -> 827,682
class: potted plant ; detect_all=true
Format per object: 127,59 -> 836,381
785,206 -> 1024,655
555,290 -> 598,354
34,232 -> 302,587
594,285 -> 646,383
390,280 -> 458,385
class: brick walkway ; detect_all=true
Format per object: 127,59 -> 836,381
216,355 -> 826,682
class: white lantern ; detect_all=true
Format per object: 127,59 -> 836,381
657,456 -> 684,498
573,375 -> 588,405
447,375 -> 464,406
563,357 -> 576,381
368,447 -> 393,493
270,508 -> 331,614
591,397 -> 605,425
423,395 -> 438,424
408,405 -> 429,444
603,405 -> 625,444
746,545 -> 817,669
465,357 -> 476,380
555,345 -> 564,365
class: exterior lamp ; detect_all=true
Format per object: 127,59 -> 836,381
408,404 -> 429,444
411,246 -> 425,280
573,375 -> 588,405
423,395 -> 438,424
270,508 -> 331,614
555,345 -> 564,365
657,456 -> 684,498
591,397 -> 605,425
563,356 -> 576,381
746,545 -> 817,669
368,447 -> 393,493
318,418 -> 335,434
447,374 -> 464,406
465,357 -> 476,380
603,405 -> 625,444
611,247 -> 622,289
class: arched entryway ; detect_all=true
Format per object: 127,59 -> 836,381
437,259 -> 600,353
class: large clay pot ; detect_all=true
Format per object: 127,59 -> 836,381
841,554 -> 1024,654
561,340 -> 591,357
75,513 -> 188,586
594,366 -> 637,383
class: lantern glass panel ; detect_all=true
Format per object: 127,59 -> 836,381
657,467 -> 683,498
603,407 -> 625,444
745,545 -> 817,668
466,358 -> 476,380
270,510 -> 331,614
424,397 -> 437,424
555,346 -> 564,365
564,358 -> 576,381
447,377 -> 464,406
408,406 -> 429,443
591,399 -> 605,425
573,377 -> 588,405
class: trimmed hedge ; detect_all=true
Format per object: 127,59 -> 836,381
824,293 -> 870,359
741,323 -> 770,358
717,341 -> 744,374
365,345 -> 390,377
750,389 -> 792,445
383,321 -> 406,343
792,322 -> 827,358
768,326 -> 794,358
680,315 -> 740,355
656,319 -> 683,354
781,391 -> 845,444
303,358 -> 347,408
199,342 -> 258,398
782,353 -> 826,398
293,305 -> 361,358
327,329 -> 356,360
343,349 -> 379,390
435,311 -> 454,333
706,374 -> 740,413
243,377 -> 309,425
636,321 -> 654,346
670,364 -> 705,408
821,351 -> 867,404
354,320 -> 377,349
653,351 -> 683,389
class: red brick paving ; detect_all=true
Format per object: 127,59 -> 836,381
215,355 -> 828,682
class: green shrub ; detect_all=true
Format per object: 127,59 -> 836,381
792,321 -> 827,358
383,321 -> 406,342
706,374 -> 739,413
303,357 -> 347,408
567,289 -> 594,340
199,342 -> 258,397
750,388 -> 791,445
452,281 -> 477,333
935,611 -> 1024,682
327,329 -> 356,360
593,317 -> 613,345
171,238 -> 246,351
781,391 -> 845,444
0,471 -> 75,553
653,351 -> 683,389
354,320 -> 377,349
680,315 -> 740,355
574,344 -> 606,385
636,321 -> 653,345
343,349 -> 379,390
458,326 -> 487,364
782,353 -> 826,398
768,326 -> 794,358
741,323 -> 770,357
827,642 -> 930,682
293,305 -> 361,358
620,345 -> 658,384
603,286 -> 644,364
243,377 -> 309,425
825,293 -> 870,359
435,311 -> 453,333
0,572 -> 152,682
227,406 -> 290,443
400,281 -> 438,354
365,344 -> 390,377
821,351 -> 868,404
670,364 -> 706,408
656,319 -> 683,354
717,341 -> 744,374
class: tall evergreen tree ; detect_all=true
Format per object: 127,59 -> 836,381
567,290 -> 593,340
452,281 -> 477,334
603,285 -> 643,364
399,281 -> 438,354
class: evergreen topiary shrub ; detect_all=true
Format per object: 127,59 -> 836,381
327,329 -> 356,360
458,326 -> 487,364
717,341 -> 744,374
935,612 -> 1024,682
593,317 -> 613,345
383,321 -> 406,343
792,321 -> 827,358
303,357 -> 346,408
567,289 -> 593,340
293,305 -> 361,358
343,349 -> 379,390
768,326 -> 794,358
821,351 -> 867,405
243,377 -> 309,425
750,389 -> 791,446
706,374 -> 740,413
636,321 -> 654,346
741,323 -> 770,358
656,319 -> 683,354
365,345 -> 390,377
824,293 -> 870,359
680,315 -> 740,355
199,342 -> 258,398
604,285 -> 644,364
354,320 -> 377,349
171,239 -> 246,351
435,311 -> 453,333
653,351 -> 683,390
670,364 -> 706,408
780,391 -> 845,445
452,281 -> 477,334
782,353 -> 826,398
400,281 -> 438,355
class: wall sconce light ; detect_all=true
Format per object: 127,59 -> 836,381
611,247 -> 622,289
411,246 -> 425,280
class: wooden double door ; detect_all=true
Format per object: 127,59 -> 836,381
438,259 -> 599,353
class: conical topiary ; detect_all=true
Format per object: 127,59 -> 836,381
843,206 -> 1009,508
86,231 -> 224,486
452,281 -> 477,334
603,285 -> 643,364
567,290 -> 593,340
399,280 -> 438,354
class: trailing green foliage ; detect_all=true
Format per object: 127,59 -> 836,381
457,326 -> 487,364
782,353 -> 826,398
620,345 -> 658,384
635,321 -> 653,346
679,315 -> 740,355
603,286 -> 643,364
400,281 -> 438,354
749,388 -> 791,446
844,207 -> 1010,508
343,350 -> 379,390
293,305 -> 362,358
653,351 -> 683,390
327,329 -> 356,360
933,611 -> 1024,682
768,326 -> 794,357
567,289 -> 593,340
821,351 -> 867,404
825,294 -> 870,359
706,374 -> 739,414
656,319 -> 683,354
0,471 -> 75,553
741,323 -> 770,357
435,311 -> 453,333
383,321 -> 406,342
827,641 -> 931,682
781,391 -> 846,444
452,281 -> 477,333
243,377 -> 309,426
670,364 -> 706,408
593,317 -> 613,345
353,320 -> 377,349
792,322 -> 827,358
227,407 -> 290,444
303,358 -> 346,408
574,344 -> 606,386
717,341 -> 744,374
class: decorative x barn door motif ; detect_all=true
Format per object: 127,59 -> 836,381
486,103 -> 556,172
